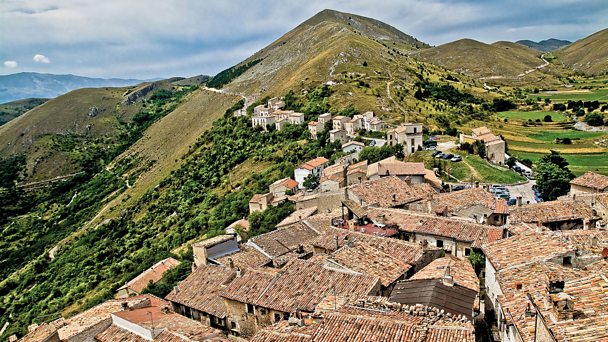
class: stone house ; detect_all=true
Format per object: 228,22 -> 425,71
509,200 -> 598,230
367,156 -> 426,184
346,160 -> 368,186
329,129 -> 347,143
332,116 -> 349,130
317,113 -> 332,128
570,171 -> 608,194
386,123 -> 423,155
294,157 -> 329,189
341,141 -> 364,160
248,193 -> 274,213
219,259 -> 380,337
268,177 -> 298,198
459,126 -> 506,165
308,121 -> 319,139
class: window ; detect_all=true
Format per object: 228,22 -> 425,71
436,240 -> 444,248
230,321 -> 237,329
283,313 -> 290,320
563,256 -> 572,266
413,127 -> 417,133
246,303 -> 254,314
274,313 -> 281,322
464,248 -> 471,256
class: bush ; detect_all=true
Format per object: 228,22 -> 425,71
585,113 -> 604,126
543,115 -> 553,122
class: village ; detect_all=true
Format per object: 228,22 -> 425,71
16,97 -> 608,342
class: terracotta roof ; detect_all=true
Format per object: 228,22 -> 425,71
495,261 -> 608,342
247,222 -> 320,258
118,257 -> 181,294
227,218 -> 250,231
347,160 -> 368,175
429,187 -> 509,214
410,256 -> 479,292
97,295 -> 227,341
57,296 -> 154,340
509,200 -> 595,224
20,323 -> 60,342
308,121 -> 319,126
193,235 -> 235,249
330,242 -> 413,287
220,259 -> 379,313
483,232 -> 573,271
277,207 -> 318,228
272,177 -> 299,189
366,208 -> 503,248
299,157 -> 329,171
472,126 -> 492,136
250,193 -> 272,204
311,227 -> 427,263
367,157 -> 427,177
214,244 -> 271,270
251,297 -> 474,342
301,210 -> 342,233
570,171 -> 608,191
165,264 -> 235,318
349,176 -> 436,207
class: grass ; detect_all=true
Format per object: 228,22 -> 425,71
498,110 -> 569,122
510,151 -> 608,176
534,88 -> 608,102
410,150 -> 526,184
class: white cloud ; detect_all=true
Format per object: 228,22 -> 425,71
3,61 -> 18,68
33,54 -> 51,63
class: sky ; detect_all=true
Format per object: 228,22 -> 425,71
1,0 -> 607,79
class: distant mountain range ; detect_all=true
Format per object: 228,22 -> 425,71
0,72 -> 146,103
516,38 -> 571,52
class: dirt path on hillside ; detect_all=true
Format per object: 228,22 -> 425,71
462,158 -> 482,181
386,79 -> 408,118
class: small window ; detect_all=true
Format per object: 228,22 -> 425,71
436,240 -> 444,248
231,321 -> 237,329
413,127 -> 417,134
283,313 -> 290,320
246,303 -> 254,314
465,248 -> 471,256
563,256 -> 572,266
274,313 -> 281,322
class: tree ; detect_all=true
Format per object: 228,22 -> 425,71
543,114 -> 553,122
585,113 -> 604,126
506,157 -> 516,169
535,150 -> 574,200
468,250 -> 485,274
303,174 -> 319,189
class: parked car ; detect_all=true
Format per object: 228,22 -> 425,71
424,145 -> 437,151
442,153 -> 454,159
432,150 -> 442,157
451,156 -> 462,162
452,185 -> 466,191
507,198 -> 517,206
513,166 -> 522,172
435,153 -> 445,158
498,193 -> 510,200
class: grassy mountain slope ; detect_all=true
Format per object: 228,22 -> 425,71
0,98 -> 48,126
415,39 -> 542,78
516,38 -> 571,52
554,28 -> 608,75
0,72 -> 144,103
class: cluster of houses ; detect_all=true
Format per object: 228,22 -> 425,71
249,97 -> 425,157
19,164 -> 608,341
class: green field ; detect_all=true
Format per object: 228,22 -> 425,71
526,130 -> 605,142
534,88 -> 608,102
510,151 -> 608,176
498,110 -> 569,122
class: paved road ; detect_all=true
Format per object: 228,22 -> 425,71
506,180 -> 537,205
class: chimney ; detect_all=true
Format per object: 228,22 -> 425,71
572,194 -> 576,201
236,267 -> 242,278
334,236 -> 340,251
443,266 -> 454,286
475,181 -> 479,188
552,292 -> 575,320
516,196 -> 522,206
121,302 -> 129,311
392,194 -> 397,202
228,257 -> 234,269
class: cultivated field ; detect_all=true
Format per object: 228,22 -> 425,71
498,110 -> 569,122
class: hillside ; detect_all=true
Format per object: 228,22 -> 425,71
554,28 -> 608,75
516,38 -> 571,52
414,39 -> 558,85
0,72 -> 144,103
0,98 -> 48,126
